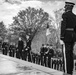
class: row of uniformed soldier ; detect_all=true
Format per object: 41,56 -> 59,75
15,46 -> 32,62
1,42 -> 16,57
31,52 -> 40,64
1,41 -> 63,70
51,57 -> 63,71
16,37 -> 32,62
40,44 -> 54,68
2,42 -> 9,55
22,46 -> 31,62
1,41 -> 62,69
1,41 -> 32,62
9,43 -> 16,57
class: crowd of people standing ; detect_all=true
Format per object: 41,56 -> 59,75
1,37 -> 32,62
40,44 -> 54,68
0,37 -> 63,70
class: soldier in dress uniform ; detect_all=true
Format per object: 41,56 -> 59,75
35,53 -> 38,64
2,41 -> 8,55
48,45 -> 54,68
2,42 -> 6,55
9,43 -> 15,57
12,43 -> 16,57
18,37 -> 24,59
59,58 -> 63,71
9,43 -> 13,57
60,2 -> 76,75
44,44 -> 49,67
40,44 -> 45,66
35,52 -> 40,64
21,47 -> 25,60
16,45 -> 20,59
37,52 -> 40,65
31,52 -> 36,63
27,46 -> 31,62
23,46 -> 28,61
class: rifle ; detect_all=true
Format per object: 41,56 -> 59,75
60,40 -> 67,73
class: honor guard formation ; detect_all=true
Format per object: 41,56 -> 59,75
0,37 -> 65,71
0,1 -> 76,75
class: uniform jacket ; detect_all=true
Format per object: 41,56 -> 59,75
48,48 -> 54,57
18,40 -> 24,50
2,42 -> 7,48
61,11 -> 76,42
40,47 -> 45,55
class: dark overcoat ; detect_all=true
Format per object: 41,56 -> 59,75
61,11 -> 76,42
18,40 -> 24,51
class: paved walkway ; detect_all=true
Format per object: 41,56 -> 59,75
0,54 -> 76,75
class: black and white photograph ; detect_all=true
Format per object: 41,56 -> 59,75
0,0 -> 76,75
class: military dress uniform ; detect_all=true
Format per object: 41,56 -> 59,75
40,45 -> 45,66
27,46 -> 31,62
16,47 -> 20,59
44,46 -> 49,67
35,53 -> 40,64
23,47 -> 28,61
9,45 -> 13,57
2,42 -> 8,55
31,52 -> 36,63
21,48 -> 25,60
9,44 -> 15,57
18,38 -> 24,59
12,45 -> 16,57
37,52 -> 40,65
2,42 -> 6,55
61,2 -> 76,75
48,47 -> 54,68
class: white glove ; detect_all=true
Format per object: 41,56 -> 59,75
60,40 -> 64,45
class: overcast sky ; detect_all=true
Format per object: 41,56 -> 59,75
0,0 -> 76,28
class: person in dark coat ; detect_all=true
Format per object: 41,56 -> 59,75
48,45 -> 54,68
2,42 -> 8,55
44,44 -> 49,67
18,37 -> 24,59
9,43 -> 13,57
35,52 -> 40,64
22,48 -> 25,60
2,42 -> 6,55
9,43 -> 15,57
16,45 -> 20,59
23,46 -> 28,61
12,43 -> 16,57
37,52 -> 40,65
40,44 -> 45,66
27,46 -> 32,62
60,2 -> 76,75
31,52 -> 36,63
